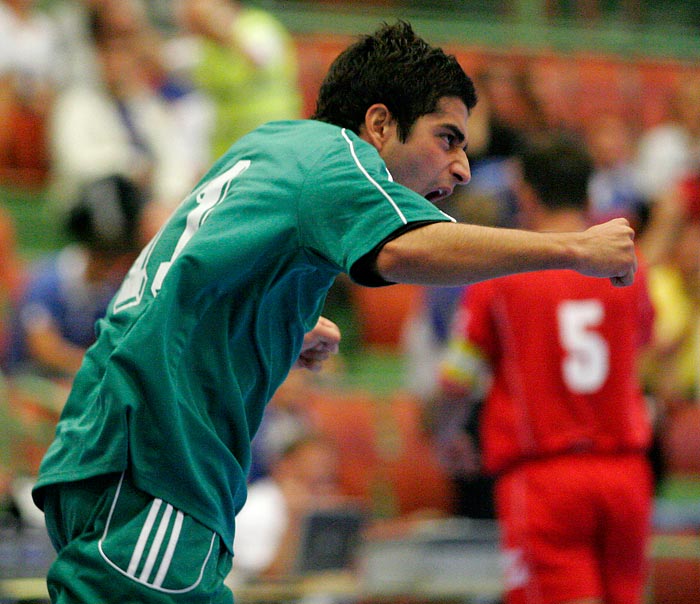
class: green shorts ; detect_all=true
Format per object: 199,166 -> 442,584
41,472 -> 234,604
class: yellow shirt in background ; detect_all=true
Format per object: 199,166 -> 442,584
194,8 -> 302,160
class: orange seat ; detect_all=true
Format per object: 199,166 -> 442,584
306,388 -> 455,518
350,284 -> 423,349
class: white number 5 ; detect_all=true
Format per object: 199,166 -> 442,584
557,300 -> 609,394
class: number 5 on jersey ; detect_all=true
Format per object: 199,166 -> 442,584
557,299 -> 610,394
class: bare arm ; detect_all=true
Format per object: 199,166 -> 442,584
25,321 -> 85,377
376,218 -> 637,287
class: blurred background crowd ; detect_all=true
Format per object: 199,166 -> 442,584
0,0 -> 699,602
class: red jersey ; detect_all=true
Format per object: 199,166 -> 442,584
456,262 -> 654,475
680,173 -> 700,220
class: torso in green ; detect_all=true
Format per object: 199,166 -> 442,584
34,120 -> 453,549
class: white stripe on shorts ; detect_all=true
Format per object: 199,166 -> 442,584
127,498 -> 163,576
139,502 -> 173,582
98,472 -> 217,594
153,510 -> 184,587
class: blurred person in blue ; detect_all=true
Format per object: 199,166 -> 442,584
402,78 -> 522,529
6,174 -> 145,384
585,113 -> 649,229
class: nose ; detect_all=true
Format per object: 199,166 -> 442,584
453,153 -> 471,185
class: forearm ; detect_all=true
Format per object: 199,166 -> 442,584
27,327 -> 85,376
376,219 -> 636,286
376,222 -> 579,286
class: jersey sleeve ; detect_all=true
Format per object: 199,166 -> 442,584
297,129 -> 454,285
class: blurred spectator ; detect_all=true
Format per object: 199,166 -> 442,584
6,174 -> 145,384
456,69 -> 525,228
248,370 -> 316,484
228,433 -> 349,584
50,0 -> 215,185
638,153 -> 700,270
402,79 -> 522,519
634,74 -> 700,205
476,61 -> 548,141
585,112 -> 649,229
0,0 -> 64,189
49,0 -> 102,88
633,75 -> 700,265
642,217 -> 700,409
94,0 -> 217,184
145,28 -> 215,184
176,0 -> 303,159
49,0 -> 198,211
0,205 -> 25,511
432,133 -> 655,604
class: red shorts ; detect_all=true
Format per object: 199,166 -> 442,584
495,453 -> 653,604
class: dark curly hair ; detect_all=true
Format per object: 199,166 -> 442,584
67,174 -> 146,253
312,21 -> 477,142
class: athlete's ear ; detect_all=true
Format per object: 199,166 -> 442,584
359,104 -> 396,151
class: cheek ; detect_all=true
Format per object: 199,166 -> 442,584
386,141 -> 440,190
414,155 -> 444,187
401,147 -> 435,180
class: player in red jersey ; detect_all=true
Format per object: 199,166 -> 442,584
434,133 -> 655,604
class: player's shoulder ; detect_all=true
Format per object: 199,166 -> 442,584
238,119 -> 339,152
254,119 -> 349,143
253,120 -> 378,166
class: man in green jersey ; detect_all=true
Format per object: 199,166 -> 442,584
33,21 -> 638,604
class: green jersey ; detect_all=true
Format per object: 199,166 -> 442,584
34,120 -> 453,550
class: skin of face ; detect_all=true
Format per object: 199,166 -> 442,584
361,96 -> 472,203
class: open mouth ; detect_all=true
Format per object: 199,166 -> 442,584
425,188 -> 451,202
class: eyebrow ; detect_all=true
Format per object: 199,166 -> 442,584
441,123 -> 467,149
